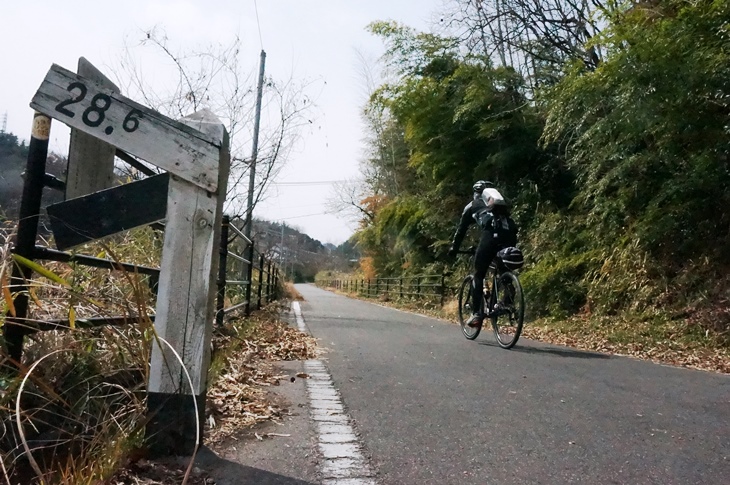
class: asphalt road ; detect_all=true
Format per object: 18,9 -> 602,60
295,284 -> 730,485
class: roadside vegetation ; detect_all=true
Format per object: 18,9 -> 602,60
328,0 -> 730,369
0,224 -> 315,483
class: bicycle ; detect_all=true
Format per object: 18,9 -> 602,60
456,248 -> 525,349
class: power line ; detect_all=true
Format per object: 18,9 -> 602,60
272,180 -> 346,186
279,212 -> 330,220
253,0 -> 264,49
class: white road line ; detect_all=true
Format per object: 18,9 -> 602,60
292,301 -> 377,485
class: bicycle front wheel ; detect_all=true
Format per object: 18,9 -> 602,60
490,271 -> 524,349
458,274 -> 482,340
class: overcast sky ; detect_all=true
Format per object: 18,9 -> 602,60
1,0 -> 445,245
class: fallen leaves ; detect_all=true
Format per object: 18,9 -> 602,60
522,318 -> 730,374
205,305 -> 319,446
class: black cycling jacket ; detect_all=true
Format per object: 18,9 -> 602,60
450,197 -> 516,251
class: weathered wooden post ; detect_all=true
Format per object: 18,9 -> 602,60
29,63 -> 230,456
145,109 -> 229,456
65,57 -> 118,199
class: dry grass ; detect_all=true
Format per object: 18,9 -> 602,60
2,221 -> 310,483
283,283 -> 304,301
1,227 -> 159,484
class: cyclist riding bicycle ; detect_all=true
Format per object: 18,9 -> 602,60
447,180 -> 518,327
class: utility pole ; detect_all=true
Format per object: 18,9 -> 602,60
280,223 -> 285,265
243,50 -> 267,240
241,50 -> 265,317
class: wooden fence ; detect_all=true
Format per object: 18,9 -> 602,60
318,273 -> 451,306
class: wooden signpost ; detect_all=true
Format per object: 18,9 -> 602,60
28,62 -> 231,455
31,63 -> 220,192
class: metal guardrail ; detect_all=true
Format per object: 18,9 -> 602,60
215,215 -> 281,325
2,145 -> 168,363
318,273 -> 449,306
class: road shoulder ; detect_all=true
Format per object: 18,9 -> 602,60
196,360 -> 321,484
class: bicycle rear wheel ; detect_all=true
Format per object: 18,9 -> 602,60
490,271 -> 524,349
458,275 -> 482,340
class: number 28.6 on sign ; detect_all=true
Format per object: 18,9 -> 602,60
54,81 -> 143,136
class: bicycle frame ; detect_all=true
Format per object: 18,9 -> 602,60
456,249 -> 524,348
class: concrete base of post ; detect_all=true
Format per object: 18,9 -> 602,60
146,391 -> 206,457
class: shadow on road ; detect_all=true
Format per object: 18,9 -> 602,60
478,340 -> 612,360
194,446 -> 318,485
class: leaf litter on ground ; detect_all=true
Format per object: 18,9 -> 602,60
110,301 -> 319,484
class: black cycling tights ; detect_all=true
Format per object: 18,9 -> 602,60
472,230 -> 501,315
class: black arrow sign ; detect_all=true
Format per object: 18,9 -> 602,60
47,173 -> 169,250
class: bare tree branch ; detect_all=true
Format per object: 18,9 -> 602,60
437,0 -> 609,90
113,28 -> 316,222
